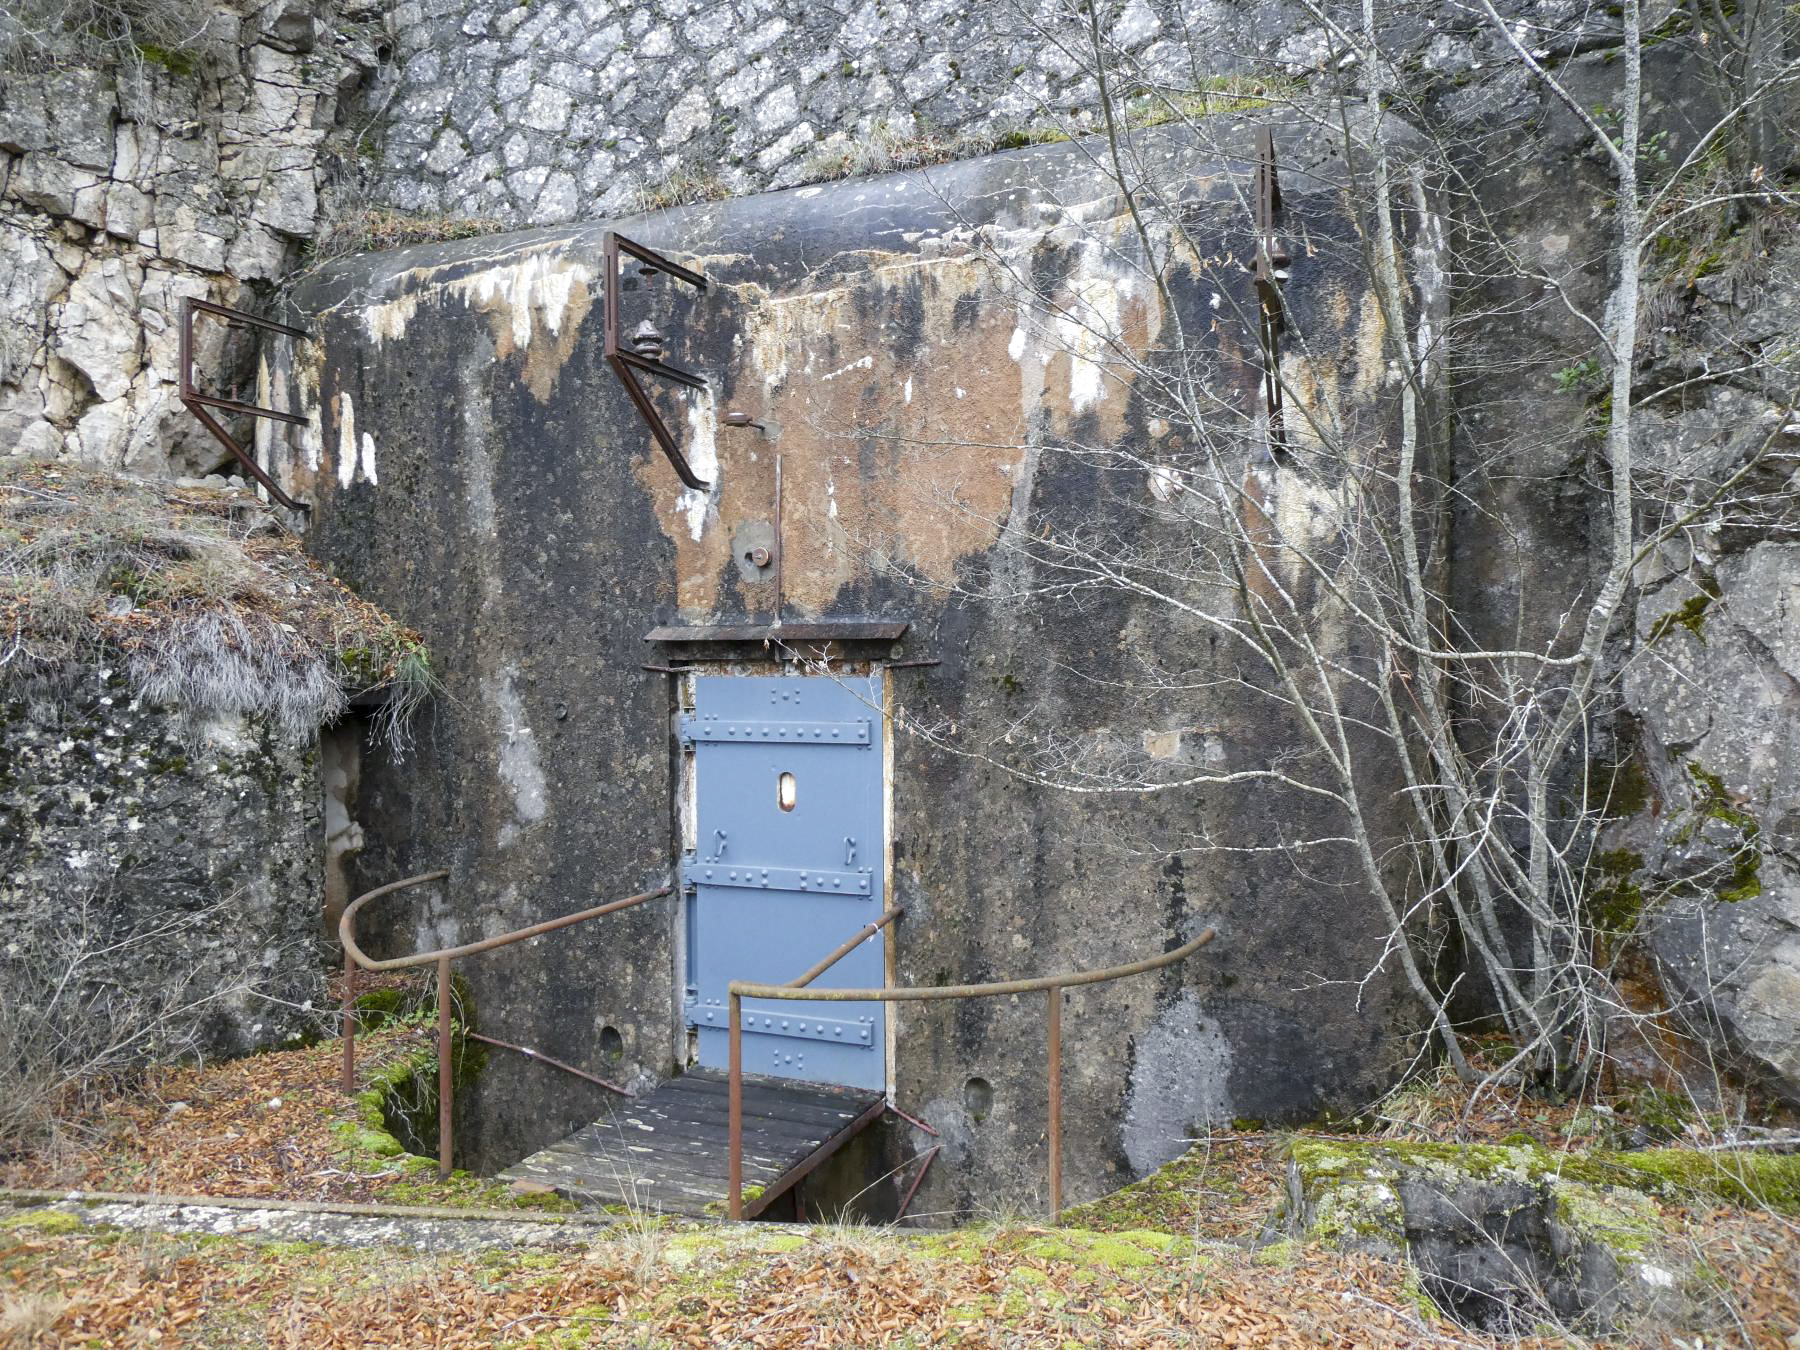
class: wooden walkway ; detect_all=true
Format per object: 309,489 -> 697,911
499,1069 -> 886,1218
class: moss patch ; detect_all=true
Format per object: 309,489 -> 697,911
1012,1228 -> 1184,1271
1290,1138 -> 1800,1215
0,1208 -> 85,1234
1587,847 -> 1648,936
1647,579 -> 1720,644
1684,763 -> 1764,902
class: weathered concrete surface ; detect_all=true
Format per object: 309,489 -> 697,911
0,676 -> 326,1061
287,118 -> 1427,1213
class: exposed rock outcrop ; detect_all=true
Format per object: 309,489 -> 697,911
0,0 -> 379,477
0,673 -> 328,1063
1282,1140 -> 1800,1336
1611,231 -> 1800,1103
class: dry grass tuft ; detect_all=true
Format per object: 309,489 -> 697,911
0,1289 -> 71,1344
309,208 -> 508,264
0,461 -> 433,741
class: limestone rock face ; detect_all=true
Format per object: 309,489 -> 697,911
0,675 -> 327,1061
1612,231 -> 1800,1104
0,1 -> 376,478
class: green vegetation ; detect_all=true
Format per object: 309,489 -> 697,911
0,1208 -> 85,1235
1127,75 -> 1302,126
2,0 -> 218,74
1554,356 -> 1605,392
795,75 -> 1296,190
1683,762 -> 1763,902
133,42 -> 196,75
1586,847 -> 1646,936
1647,578 -> 1721,644
1287,1137 -> 1800,1215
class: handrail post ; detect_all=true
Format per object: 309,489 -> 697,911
437,955 -> 453,1181
340,945 -> 357,1094
1047,983 -> 1062,1220
728,989 -> 744,1220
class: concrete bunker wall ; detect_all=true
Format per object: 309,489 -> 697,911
290,120 -> 1428,1213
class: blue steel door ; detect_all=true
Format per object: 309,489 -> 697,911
683,675 -> 885,1090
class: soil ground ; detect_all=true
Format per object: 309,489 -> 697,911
2,1026 -> 1796,1348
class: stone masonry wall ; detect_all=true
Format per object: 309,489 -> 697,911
367,0 -> 1621,226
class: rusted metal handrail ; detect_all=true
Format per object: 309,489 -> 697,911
337,870 -> 671,1178
786,908 -> 904,990
725,926 -> 1219,1220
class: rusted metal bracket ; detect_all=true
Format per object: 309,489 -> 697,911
603,231 -> 711,490
1252,127 -> 1289,454
178,297 -> 310,511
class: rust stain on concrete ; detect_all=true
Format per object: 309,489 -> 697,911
640,251 -> 1049,620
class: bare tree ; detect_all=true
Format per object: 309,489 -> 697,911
842,0 -> 1799,1093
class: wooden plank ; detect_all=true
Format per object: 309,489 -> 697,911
568,1109 -> 824,1150
745,1095 -> 890,1218
658,1077 -> 878,1128
605,1095 -> 847,1142
546,1132 -> 788,1172
539,1143 -> 782,1188
558,1127 -> 803,1172
505,1154 -> 723,1207
684,1067 -> 878,1107
501,1071 -> 888,1218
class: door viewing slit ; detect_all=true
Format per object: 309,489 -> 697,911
683,674 -> 886,1091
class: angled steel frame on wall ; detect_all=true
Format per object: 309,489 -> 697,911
603,231 -> 712,489
178,297 -> 310,511
1252,126 -> 1289,455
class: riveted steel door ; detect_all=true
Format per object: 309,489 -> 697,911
682,675 -> 885,1090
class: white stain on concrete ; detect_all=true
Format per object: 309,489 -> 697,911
820,354 -> 874,382
998,220 -> 1152,417
449,252 -> 590,353
360,252 -> 592,354
677,392 -> 719,541
336,391 -> 357,488
359,431 -> 379,485
363,290 -> 420,345
1122,990 -> 1233,1175
487,665 -> 547,848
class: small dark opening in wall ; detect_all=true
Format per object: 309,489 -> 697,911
599,1025 -> 624,1061
963,1076 -> 993,1122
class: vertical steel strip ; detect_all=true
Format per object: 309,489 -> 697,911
1047,984 -> 1062,1218
437,955 -> 453,1181
340,948 -> 356,1094
728,991 -> 744,1220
